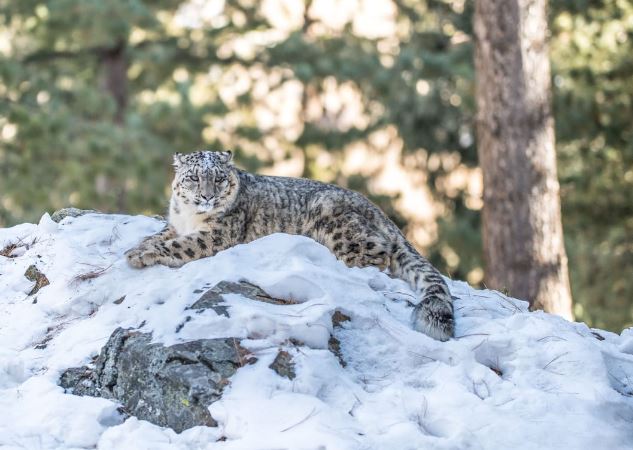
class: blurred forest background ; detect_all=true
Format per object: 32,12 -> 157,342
0,0 -> 631,332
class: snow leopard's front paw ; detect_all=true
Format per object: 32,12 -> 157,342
125,246 -> 160,269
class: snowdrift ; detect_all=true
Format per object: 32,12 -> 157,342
1,212 -> 632,449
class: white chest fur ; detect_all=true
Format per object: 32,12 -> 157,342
169,200 -> 209,236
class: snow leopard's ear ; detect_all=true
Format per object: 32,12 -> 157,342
218,150 -> 233,164
173,152 -> 186,170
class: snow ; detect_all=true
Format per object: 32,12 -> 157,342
1,213 -> 632,449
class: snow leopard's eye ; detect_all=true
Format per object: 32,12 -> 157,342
189,175 -> 199,182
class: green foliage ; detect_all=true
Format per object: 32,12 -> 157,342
0,0 -> 631,331
551,0 -> 633,331
0,0 -> 232,222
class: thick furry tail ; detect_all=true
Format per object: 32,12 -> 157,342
390,240 -> 454,341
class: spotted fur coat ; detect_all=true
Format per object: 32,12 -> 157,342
126,151 -> 454,341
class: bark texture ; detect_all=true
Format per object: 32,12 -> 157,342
474,0 -> 573,319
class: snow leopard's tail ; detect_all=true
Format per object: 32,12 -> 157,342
390,238 -> 454,341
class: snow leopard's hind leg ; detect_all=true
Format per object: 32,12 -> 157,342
318,215 -> 392,271
311,213 -> 454,341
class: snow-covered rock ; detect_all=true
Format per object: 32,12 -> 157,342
59,326 -> 252,432
1,212 -> 633,449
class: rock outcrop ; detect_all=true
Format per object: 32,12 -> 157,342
60,280 -> 344,433
60,327 -> 254,433
50,207 -> 98,223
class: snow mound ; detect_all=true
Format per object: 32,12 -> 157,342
1,213 -> 633,449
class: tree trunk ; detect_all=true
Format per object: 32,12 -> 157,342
98,40 -> 129,211
100,41 -> 128,125
473,0 -> 573,319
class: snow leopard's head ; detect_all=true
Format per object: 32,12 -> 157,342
172,150 -> 238,213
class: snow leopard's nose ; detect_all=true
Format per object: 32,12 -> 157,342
200,194 -> 212,201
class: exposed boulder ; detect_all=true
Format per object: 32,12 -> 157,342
190,280 -> 299,317
60,280 -> 349,433
50,207 -> 98,223
60,327 -> 255,433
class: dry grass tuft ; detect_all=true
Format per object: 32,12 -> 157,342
71,264 -> 112,284
1,237 -> 38,258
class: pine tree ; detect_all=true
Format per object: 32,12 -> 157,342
474,0 -> 573,318
3,0 -> 632,331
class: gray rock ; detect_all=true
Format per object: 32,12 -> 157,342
59,282 -> 346,433
59,366 -> 98,396
60,327 -> 255,433
329,310 -> 351,367
50,207 -> 98,223
190,280 -> 299,317
24,265 -> 49,295
269,350 -> 296,380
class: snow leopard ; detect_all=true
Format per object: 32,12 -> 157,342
125,150 -> 454,341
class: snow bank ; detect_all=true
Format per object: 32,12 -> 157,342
1,213 -> 632,449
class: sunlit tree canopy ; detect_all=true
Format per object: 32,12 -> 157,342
0,0 -> 631,331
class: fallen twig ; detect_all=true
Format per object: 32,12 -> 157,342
543,352 -> 571,371
71,264 -> 112,284
280,407 -> 318,432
